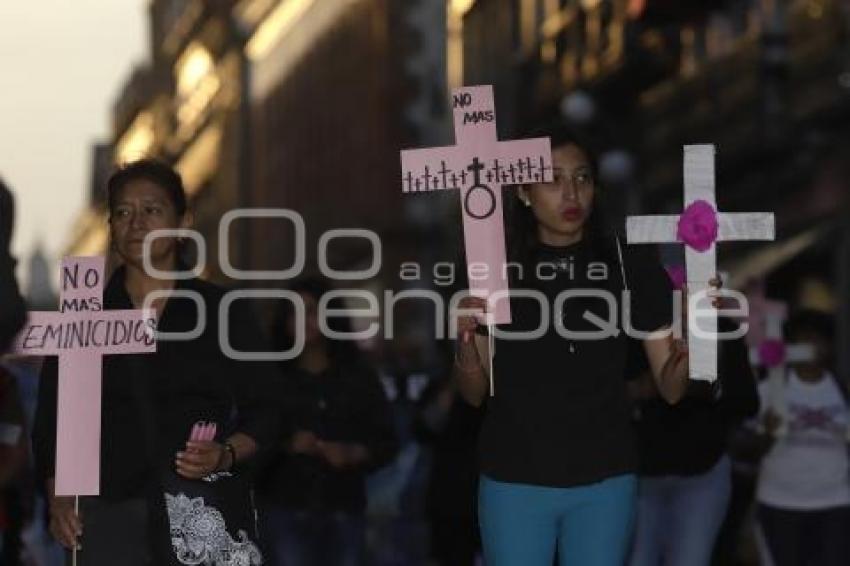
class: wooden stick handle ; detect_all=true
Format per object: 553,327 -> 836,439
72,496 -> 79,566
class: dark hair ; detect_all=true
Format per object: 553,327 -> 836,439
270,276 -> 364,371
106,159 -> 188,218
506,122 -> 615,273
785,309 -> 835,343
0,177 -> 16,249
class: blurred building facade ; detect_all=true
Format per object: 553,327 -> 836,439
457,0 -> 850,381
64,0 -> 453,302
67,0 -> 246,277
244,0 -> 418,276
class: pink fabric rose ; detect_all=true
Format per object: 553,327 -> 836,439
664,265 -> 687,290
677,200 -> 719,252
758,339 -> 787,368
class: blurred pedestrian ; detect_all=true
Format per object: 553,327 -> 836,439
0,178 -> 30,564
753,310 -> 850,566
365,338 -> 433,566
257,277 -> 397,566
414,367 -> 483,566
627,313 -> 759,566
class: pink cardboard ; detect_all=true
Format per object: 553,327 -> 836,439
400,85 -> 553,324
11,257 -> 156,496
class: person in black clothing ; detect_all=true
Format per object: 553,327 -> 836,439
0,179 -> 26,353
257,277 -> 397,566
32,160 -> 278,565
627,312 -> 759,566
414,369 -> 483,566
0,179 -> 28,562
453,128 -> 717,566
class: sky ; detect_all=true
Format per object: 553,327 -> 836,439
0,0 -> 147,290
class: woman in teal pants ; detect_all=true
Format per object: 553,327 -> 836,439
454,126 -> 703,566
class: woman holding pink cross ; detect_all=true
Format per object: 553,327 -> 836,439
33,160 -> 278,565
453,126 -> 720,566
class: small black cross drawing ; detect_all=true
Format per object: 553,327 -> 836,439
538,156 -> 552,180
491,159 -> 504,182
467,157 -> 486,184
422,166 -> 433,189
438,160 -> 451,189
404,171 -> 415,192
525,157 -> 536,179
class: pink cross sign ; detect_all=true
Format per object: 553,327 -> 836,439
627,145 -> 775,382
400,85 -> 554,324
11,257 -> 156,495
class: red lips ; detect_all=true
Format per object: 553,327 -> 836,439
561,208 -> 583,221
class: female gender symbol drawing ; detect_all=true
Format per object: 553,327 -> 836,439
464,157 -> 497,220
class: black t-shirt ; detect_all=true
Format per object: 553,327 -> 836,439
478,238 -> 672,487
256,364 -> 398,513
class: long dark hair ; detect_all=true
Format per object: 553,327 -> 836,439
270,276 -> 364,372
506,123 -> 617,275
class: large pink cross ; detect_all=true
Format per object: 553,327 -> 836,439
400,85 -> 553,324
12,257 -> 155,495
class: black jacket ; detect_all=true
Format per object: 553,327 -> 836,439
257,363 -> 398,513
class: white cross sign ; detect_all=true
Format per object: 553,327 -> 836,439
627,145 -> 775,381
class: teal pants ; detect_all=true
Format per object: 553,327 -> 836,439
479,474 -> 636,566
